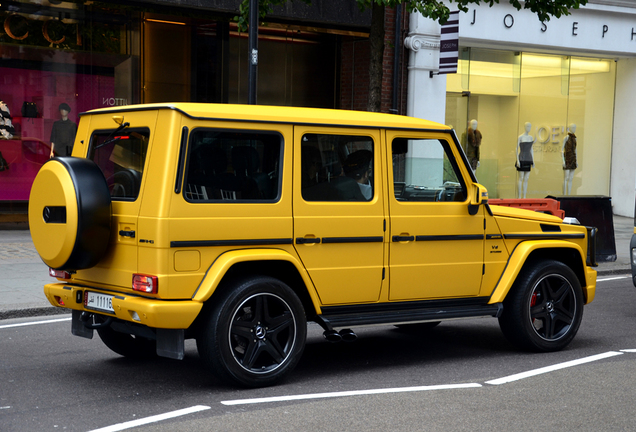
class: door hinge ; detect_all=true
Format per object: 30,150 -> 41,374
382,268 -> 385,280
482,263 -> 485,275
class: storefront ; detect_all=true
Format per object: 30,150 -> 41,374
446,49 -> 616,200
406,1 -> 636,216
0,2 -> 135,206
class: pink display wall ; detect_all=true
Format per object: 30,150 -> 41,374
0,67 -> 115,200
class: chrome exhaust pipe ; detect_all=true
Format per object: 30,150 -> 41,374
323,329 -> 342,343
339,328 -> 357,342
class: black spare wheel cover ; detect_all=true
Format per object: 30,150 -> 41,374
29,157 -> 112,270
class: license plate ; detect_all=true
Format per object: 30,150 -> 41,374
85,291 -> 114,313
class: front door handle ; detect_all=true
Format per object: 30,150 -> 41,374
296,237 -> 321,244
119,230 -> 136,238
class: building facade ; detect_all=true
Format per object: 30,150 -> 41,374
1,0 -> 409,220
406,0 -> 636,217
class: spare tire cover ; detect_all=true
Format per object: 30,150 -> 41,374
29,157 -> 111,270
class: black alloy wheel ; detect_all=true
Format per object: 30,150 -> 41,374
499,259 -> 584,352
197,276 -> 306,387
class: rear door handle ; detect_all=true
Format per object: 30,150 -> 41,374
119,230 -> 136,238
392,235 -> 414,242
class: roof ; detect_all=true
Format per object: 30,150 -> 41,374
83,103 -> 451,131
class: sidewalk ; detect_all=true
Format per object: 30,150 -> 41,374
0,216 -> 633,320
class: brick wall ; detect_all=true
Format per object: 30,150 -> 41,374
339,5 -> 408,114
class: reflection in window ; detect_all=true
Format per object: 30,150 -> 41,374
392,138 -> 466,202
89,128 -> 150,200
301,133 -> 373,202
184,130 -> 282,202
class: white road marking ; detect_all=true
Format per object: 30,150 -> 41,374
597,275 -> 630,282
0,317 -> 71,330
87,405 -> 211,432
485,351 -> 624,385
221,383 -> 483,406
221,350 -> 632,407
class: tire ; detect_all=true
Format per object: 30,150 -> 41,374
196,276 -> 307,387
498,259 -> 584,352
97,326 -> 157,359
28,157 -> 111,270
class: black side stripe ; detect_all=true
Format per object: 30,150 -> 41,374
416,234 -> 483,241
171,238 -> 293,248
503,233 -> 585,240
321,236 -> 383,244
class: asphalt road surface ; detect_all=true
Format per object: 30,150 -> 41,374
2,275 -> 636,432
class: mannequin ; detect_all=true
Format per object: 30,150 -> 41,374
50,102 -> 77,158
466,119 -> 482,171
0,101 -> 15,140
562,123 -> 577,195
516,122 -> 535,198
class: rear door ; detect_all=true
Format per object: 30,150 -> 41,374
292,126 -> 386,305
387,130 -> 485,301
76,111 -> 157,288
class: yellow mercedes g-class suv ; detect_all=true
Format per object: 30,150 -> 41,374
29,103 -> 597,387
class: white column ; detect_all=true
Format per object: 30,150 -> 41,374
404,12 -> 447,124
611,58 -> 636,218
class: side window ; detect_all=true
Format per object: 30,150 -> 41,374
392,138 -> 467,202
301,133 -> 373,202
184,129 -> 282,202
88,128 -> 150,201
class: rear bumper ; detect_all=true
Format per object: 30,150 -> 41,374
44,283 -> 203,329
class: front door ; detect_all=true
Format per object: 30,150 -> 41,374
388,131 -> 485,301
292,126 -> 386,305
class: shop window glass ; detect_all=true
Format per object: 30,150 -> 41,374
392,138 -> 466,202
446,48 -> 615,199
89,128 -> 150,201
301,134 -> 374,202
0,4 -> 138,202
184,130 -> 282,202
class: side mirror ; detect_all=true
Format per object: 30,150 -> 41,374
468,183 -> 488,215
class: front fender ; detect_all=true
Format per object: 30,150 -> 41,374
489,240 -> 594,304
191,248 -> 322,314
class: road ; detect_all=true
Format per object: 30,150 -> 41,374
2,275 -> 636,432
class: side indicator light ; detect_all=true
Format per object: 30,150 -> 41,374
54,296 -> 65,306
133,274 -> 158,294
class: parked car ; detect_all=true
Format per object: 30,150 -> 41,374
29,103 -> 597,387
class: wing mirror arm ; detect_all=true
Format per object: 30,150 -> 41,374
468,183 -> 490,216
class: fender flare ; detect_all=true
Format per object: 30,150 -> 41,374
489,240 -> 589,304
191,248 -> 322,314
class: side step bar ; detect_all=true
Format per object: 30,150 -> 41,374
316,303 -> 503,331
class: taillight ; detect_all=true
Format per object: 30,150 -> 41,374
132,274 -> 158,294
49,268 -> 71,280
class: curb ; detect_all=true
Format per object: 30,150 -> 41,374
0,307 -> 71,321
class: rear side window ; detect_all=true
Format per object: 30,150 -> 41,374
184,129 -> 282,202
301,133 -> 374,202
88,128 -> 150,201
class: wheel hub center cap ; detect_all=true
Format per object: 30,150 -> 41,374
546,301 -> 555,313
254,325 -> 266,340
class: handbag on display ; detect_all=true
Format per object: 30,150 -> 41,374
21,101 -> 38,118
